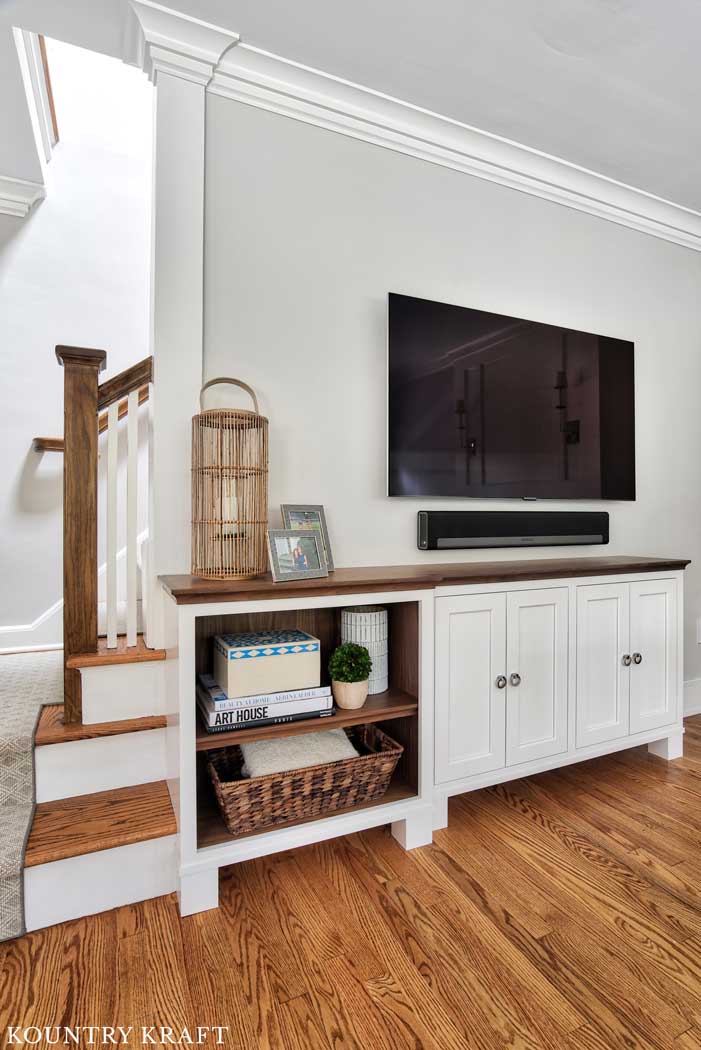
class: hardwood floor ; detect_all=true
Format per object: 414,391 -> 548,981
5,721 -> 701,1048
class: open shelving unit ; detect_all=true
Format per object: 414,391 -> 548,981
193,599 -> 421,849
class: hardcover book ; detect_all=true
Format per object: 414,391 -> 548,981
196,672 -> 331,711
196,687 -> 333,726
197,696 -> 333,733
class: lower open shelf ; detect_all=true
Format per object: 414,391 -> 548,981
197,771 -> 416,849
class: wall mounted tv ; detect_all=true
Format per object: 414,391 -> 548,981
388,293 -> 635,501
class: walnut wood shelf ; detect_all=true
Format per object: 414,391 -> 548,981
197,772 -> 416,850
195,687 -> 418,751
161,556 -> 691,605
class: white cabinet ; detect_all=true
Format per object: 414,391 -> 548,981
435,593 -> 506,782
575,583 -> 630,748
435,587 -> 568,784
629,579 -> 677,734
506,588 -> 568,766
576,578 -> 677,747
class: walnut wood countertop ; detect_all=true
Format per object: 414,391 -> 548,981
160,556 -> 690,605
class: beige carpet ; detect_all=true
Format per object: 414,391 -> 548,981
0,650 -> 62,941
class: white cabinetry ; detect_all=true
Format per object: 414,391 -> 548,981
435,587 -> 568,783
435,572 -> 682,793
575,578 -> 677,746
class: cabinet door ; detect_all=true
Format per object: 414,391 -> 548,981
506,587 -> 568,766
576,583 -> 630,748
435,594 -> 507,783
629,579 -> 677,734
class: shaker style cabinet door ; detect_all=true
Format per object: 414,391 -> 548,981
576,583 -> 630,748
435,594 -> 507,783
505,588 -> 568,766
628,579 -> 677,735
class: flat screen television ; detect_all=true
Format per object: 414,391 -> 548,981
388,293 -> 635,501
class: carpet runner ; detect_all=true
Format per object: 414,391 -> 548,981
0,650 -> 62,941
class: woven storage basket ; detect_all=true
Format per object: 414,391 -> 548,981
192,378 -> 268,580
207,724 -> 403,836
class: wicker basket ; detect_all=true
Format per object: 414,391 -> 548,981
207,724 -> 403,836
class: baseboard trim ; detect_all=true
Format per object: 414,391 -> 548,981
684,678 -> 701,717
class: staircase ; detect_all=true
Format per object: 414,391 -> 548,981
19,346 -> 179,934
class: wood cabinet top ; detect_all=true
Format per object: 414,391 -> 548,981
160,555 -> 689,605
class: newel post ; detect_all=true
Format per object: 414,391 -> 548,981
56,345 -> 106,723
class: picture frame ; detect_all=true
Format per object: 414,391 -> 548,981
280,504 -> 335,572
266,528 -> 329,582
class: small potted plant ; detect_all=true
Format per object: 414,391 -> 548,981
328,642 -> 372,710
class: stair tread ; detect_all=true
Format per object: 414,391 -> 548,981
35,704 -> 166,746
66,634 -> 166,669
25,781 -> 175,868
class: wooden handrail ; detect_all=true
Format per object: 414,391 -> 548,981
33,384 -> 150,453
55,345 -> 106,723
98,356 -> 152,411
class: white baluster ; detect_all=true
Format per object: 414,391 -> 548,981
106,401 -> 119,648
126,389 -> 139,647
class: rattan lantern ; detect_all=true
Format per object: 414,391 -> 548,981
192,378 -> 269,579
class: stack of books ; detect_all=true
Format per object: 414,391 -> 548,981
197,672 -> 334,734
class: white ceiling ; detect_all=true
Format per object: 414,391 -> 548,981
1,0 -> 700,210
0,29 -> 43,184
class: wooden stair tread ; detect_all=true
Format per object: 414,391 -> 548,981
35,704 -> 166,746
66,634 -> 166,669
25,781 -> 176,868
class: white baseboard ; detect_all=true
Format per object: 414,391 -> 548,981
684,678 -> 701,717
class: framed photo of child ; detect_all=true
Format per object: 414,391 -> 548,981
266,529 -> 329,582
280,504 -> 335,572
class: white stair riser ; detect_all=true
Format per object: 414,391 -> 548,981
35,729 -> 168,803
81,662 -> 165,723
24,836 -> 177,932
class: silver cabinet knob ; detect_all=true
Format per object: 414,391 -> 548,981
495,675 -> 507,689
633,652 -> 643,665
509,673 -> 521,687
622,654 -> 632,666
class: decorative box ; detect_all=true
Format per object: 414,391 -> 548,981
213,629 -> 320,699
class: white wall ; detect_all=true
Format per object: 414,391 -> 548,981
0,38 -> 152,646
204,99 -> 701,681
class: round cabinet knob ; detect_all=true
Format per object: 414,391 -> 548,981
622,654 -> 632,666
495,675 -> 507,689
509,673 -> 522,687
633,652 -> 643,665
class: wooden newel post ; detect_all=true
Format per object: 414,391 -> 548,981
56,345 -> 107,723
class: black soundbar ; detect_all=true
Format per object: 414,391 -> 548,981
417,511 -> 609,550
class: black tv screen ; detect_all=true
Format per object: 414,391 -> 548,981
388,293 -> 635,501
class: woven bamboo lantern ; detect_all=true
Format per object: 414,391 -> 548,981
192,378 -> 269,579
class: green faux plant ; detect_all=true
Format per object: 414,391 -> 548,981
328,642 -> 372,684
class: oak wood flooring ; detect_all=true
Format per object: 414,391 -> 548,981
5,721 -> 701,1048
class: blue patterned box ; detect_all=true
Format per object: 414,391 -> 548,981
212,629 -> 321,699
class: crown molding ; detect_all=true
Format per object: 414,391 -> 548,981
0,175 -> 45,218
211,44 -> 701,253
124,0 -> 238,86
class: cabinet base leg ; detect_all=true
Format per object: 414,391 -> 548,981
391,806 -> 433,851
432,790 -> 449,831
648,730 -> 684,761
179,868 -> 219,917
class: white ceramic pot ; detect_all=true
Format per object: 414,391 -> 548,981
332,679 -> 369,710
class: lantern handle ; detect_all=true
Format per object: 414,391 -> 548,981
199,377 -> 260,415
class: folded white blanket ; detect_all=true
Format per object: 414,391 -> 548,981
240,728 -> 359,778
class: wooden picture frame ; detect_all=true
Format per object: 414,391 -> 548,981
280,504 -> 335,572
